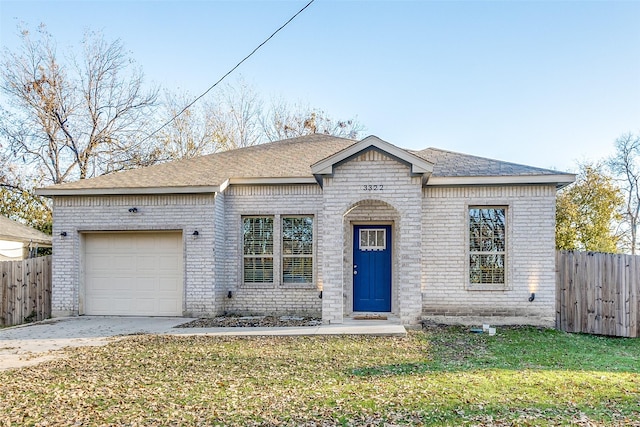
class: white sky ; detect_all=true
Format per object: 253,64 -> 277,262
1,0 -> 639,172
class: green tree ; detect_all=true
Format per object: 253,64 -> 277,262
556,162 -> 623,253
0,186 -> 52,234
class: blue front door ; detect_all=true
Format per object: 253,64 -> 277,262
353,225 -> 391,312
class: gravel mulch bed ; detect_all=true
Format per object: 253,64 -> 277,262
175,315 -> 323,328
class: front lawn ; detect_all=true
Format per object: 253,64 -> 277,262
1,326 -> 638,426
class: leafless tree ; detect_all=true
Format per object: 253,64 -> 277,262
154,90 -> 220,160
209,79 -> 263,151
0,25 -> 158,184
609,132 -> 640,254
262,98 -> 364,142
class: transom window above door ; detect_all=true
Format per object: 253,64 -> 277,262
359,228 -> 386,251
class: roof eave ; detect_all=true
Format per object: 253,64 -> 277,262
36,177 -> 321,197
0,235 -> 52,246
35,185 -> 220,197
426,174 -> 576,188
228,177 -> 318,185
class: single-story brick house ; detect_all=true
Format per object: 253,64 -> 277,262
37,134 -> 574,325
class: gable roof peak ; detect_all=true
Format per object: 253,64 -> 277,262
311,134 -> 434,178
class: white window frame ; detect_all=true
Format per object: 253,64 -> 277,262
281,216 -> 314,285
467,206 -> 508,290
242,216 -> 274,285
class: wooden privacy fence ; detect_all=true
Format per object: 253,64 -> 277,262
556,251 -> 639,338
0,255 -> 52,327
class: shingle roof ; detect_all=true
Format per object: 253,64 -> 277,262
37,134 -> 571,195
0,216 -> 52,245
412,147 -> 564,177
39,134 -> 356,192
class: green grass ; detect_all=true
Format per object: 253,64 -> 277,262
1,326 -> 638,426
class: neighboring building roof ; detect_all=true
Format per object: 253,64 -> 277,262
0,215 -> 52,246
36,134 -> 575,196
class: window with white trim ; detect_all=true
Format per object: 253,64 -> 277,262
469,207 -> 506,285
282,216 -> 313,284
243,216 -> 274,283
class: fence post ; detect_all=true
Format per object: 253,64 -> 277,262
0,262 -> 6,326
630,254 -> 639,338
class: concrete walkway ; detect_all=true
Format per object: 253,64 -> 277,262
0,316 -> 406,370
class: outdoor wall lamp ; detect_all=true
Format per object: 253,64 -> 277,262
529,292 -> 535,302
59,231 -> 67,237
192,230 -> 199,237
319,291 -> 323,299
128,207 -> 138,213
227,291 -> 233,299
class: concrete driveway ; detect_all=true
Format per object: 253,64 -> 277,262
0,316 -> 191,370
0,316 -> 406,370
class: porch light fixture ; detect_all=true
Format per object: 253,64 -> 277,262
192,230 -> 199,237
227,290 -> 233,299
59,231 -> 67,237
529,292 -> 535,302
128,207 -> 138,213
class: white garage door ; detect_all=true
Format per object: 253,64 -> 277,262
84,232 -> 183,316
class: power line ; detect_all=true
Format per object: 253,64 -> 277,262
142,0 -> 315,144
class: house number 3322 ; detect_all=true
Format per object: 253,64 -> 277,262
362,184 -> 384,191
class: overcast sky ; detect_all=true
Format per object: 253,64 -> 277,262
1,0 -> 638,172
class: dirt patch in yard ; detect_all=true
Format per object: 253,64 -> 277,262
175,315 -> 322,328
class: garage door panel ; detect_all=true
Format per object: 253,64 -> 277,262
158,277 -> 181,292
87,277 -> 118,291
158,255 -> 181,268
87,255 -> 136,274
135,299 -> 156,313
157,300 -> 181,315
113,255 -> 136,270
87,297 -> 133,315
85,255 -> 113,271
135,278 -> 157,292
84,232 -> 183,316
136,254 -> 158,270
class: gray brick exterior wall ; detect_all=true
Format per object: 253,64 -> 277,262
320,149 -> 423,324
51,194 -> 216,317
422,185 -> 557,323
218,184 -> 323,316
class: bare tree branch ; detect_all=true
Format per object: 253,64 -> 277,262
0,24 -> 158,185
608,132 -> 640,254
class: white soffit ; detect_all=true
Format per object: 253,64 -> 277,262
311,135 -> 434,176
35,185 -> 219,196
426,174 -> 576,188
227,177 -> 317,185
